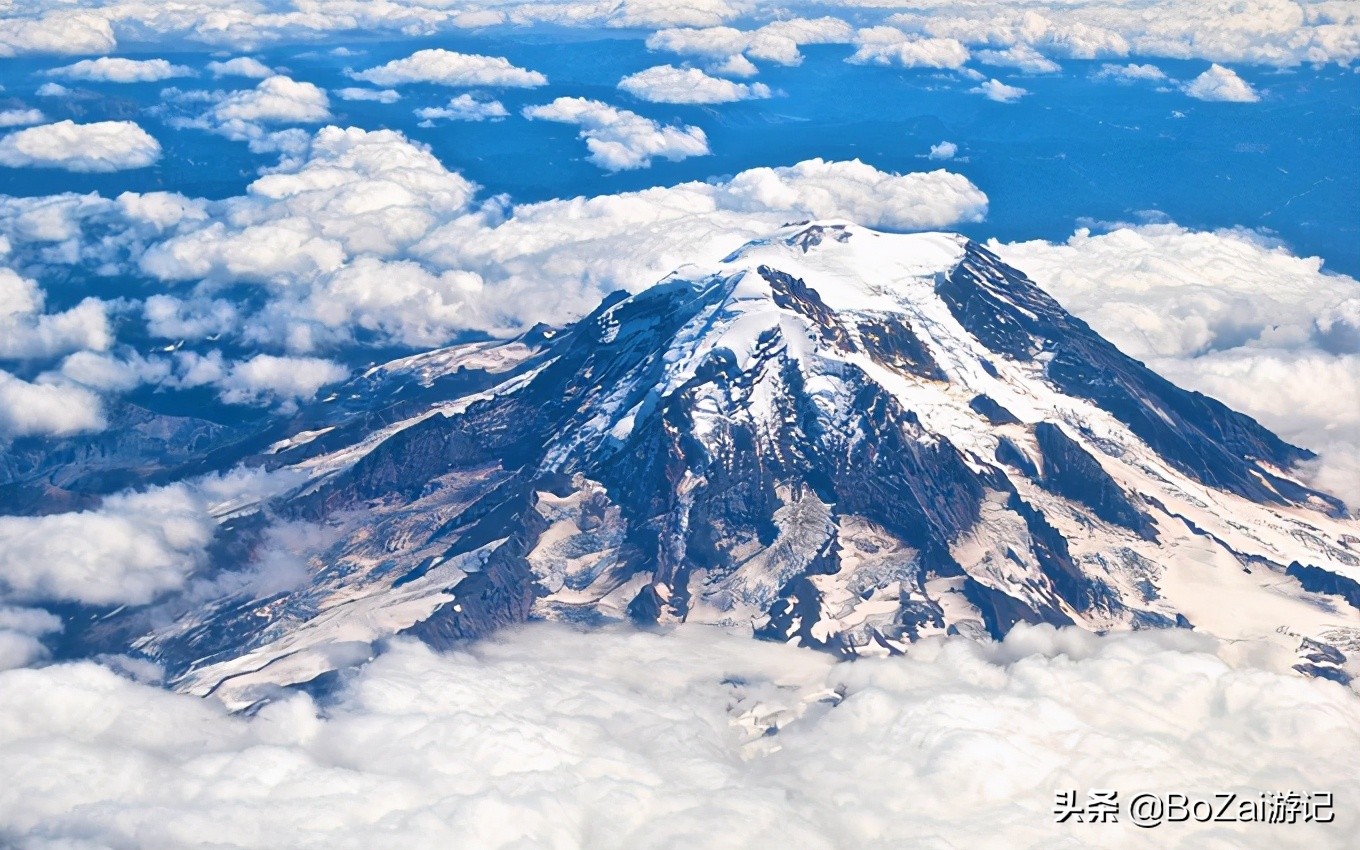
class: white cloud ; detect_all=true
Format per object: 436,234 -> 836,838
165,76 -> 332,151
0,623 -> 1355,849
141,126 -> 477,276
0,127 -> 984,347
213,353 -> 349,406
209,75 -> 332,125
53,349 -> 173,392
713,158 -> 987,229
205,56 -> 274,78
849,28 -> 971,69
928,140 -> 958,160
0,467 -> 304,606
0,120 -> 161,172
0,484 -> 216,605
0,267 -> 111,359
47,56 -> 194,82
0,10 -> 115,57
976,43 -> 1062,73
992,223 -> 1360,506
1095,62 -> 1168,83
883,1 -> 1359,66
648,27 -> 750,59
523,97 -> 710,171
0,369 -> 105,438
711,53 -> 759,77
335,87 -> 401,103
142,293 -> 239,339
0,606 -> 61,671
415,93 -> 507,122
350,48 -> 547,87
0,108 -> 46,128
402,157 -> 986,333
970,78 -> 1029,102
646,18 -> 856,68
1184,63 -> 1261,102
163,350 -> 347,407
619,64 -> 771,104
0,2 -> 1355,66
33,82 -> 68,97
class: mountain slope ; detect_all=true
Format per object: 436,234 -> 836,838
64,222 -> 1359,708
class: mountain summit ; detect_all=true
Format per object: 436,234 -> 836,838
58,222 -> 1360,707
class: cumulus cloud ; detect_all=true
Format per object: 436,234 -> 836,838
714,158 -> 987,229
883,0 -> 1359,66
993,223 -> 1360,505
162,76 -> 331,152
970,78 -> 1029,102
1095,62 -> 1168,83
0,108 -> 46,128
0,10 -> 114,56
0,369 -> 105,438
53,349 -> 173,392
213,353 -> 349,406
0,484 -> 216,605
619,64 -> 771,104
0,127 -> 985,348
928,140 -> 958,160
205,56 -> 274,78
976,43 -> 1062,73
0,623 -> 1355,849
415,93 -> 507,122
142,126 -> 477,273
0,606 -> 61,671
142,295 -> 237,340
350,48 -> 547,87
646,18 -> 856,69
0,267 -> 111,359
0,120 -> 161,171
0,467 -> 304,606
1,1 -> 1356,66
335,87 -> 401,103
1183,63 -> 1261,102
523,97 -> 710,171
849,28 -> 971,69
208,75 -> 332,125
47,56 -> 194,82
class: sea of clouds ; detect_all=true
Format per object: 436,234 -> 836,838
1,0 -> 1357,66
1,622 -> 1356,849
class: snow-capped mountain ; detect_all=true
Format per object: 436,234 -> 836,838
42,222 -> 1360,708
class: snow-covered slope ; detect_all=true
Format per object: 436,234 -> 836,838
69,222 -> 1359,708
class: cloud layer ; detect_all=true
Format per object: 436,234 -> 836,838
4,1 -> 1353,67
0,622 -> 1355,849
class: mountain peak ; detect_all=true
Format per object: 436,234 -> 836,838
57,220 -> 1360,708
